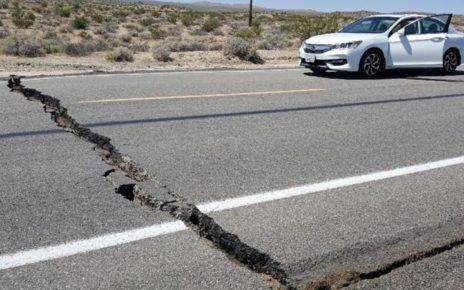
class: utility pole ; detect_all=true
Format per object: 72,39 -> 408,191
248,0 -> 253,27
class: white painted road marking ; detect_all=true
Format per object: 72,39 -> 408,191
78,88 -> 325,104
1,155 -> 464,270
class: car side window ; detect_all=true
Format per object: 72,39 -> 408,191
419,18 -> 446,34
390,18 -> 416,35
404,22 -> 419,35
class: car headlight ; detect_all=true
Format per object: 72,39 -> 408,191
331,41 -> 362,50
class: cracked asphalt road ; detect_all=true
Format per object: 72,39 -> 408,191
1,67 -> 464,289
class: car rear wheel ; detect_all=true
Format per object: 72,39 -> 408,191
443,50 -> 459,74
359,51 -> 383,77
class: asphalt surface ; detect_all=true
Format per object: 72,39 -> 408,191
1,67 -> 464,289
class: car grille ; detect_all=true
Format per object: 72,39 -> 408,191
304,44 -> 332,54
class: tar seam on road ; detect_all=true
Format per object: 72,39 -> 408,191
6,76 -> 293,289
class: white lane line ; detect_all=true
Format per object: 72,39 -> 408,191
1,155 -> 464,270
78,88 -> 325,104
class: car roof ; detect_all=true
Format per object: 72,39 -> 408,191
368,14 -> 426,19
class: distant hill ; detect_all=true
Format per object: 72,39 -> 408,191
121,0 -> 319,13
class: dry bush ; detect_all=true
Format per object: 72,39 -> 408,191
166,12 -> 178,24
0,27 -> 8,38
11,6 -> 36,28
149,26 -> 167,39
202,16 -> 221,32
152,44 -> 172,62
0,0 -> 8,9
120,33 -> 132,43
54,4 -> 72,18
63,42 -> 94,56
129,41 -> 149,52
43,31 -> 64,53
140,17 -> 155,27
106,47 -> 134,62
180,12 -> 196,27
72,16 -> 89,30
223,37 -> 263,64
2,34 -> 46,57
160,36 -> 207,52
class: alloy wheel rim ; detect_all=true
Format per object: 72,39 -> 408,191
364,53 -> 381,76
444,52 -> 458,72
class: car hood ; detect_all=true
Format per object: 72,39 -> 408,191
305,33 -> 382,44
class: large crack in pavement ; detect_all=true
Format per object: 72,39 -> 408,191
7,75 -> 464,290
7,75 -> 293,289
304,234 -> 464,290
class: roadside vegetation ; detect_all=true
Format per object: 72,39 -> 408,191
0,1 -> 462,67
0,0 -> 359,64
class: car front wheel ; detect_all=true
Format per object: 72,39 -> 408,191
443,50 -> 459,74
359,51 -> 383,77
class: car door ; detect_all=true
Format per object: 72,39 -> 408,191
389,14 -> 452,67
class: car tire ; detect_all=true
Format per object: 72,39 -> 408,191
309,67 -> 327,75
359,50 -> 384,77
443,50 -> 459,74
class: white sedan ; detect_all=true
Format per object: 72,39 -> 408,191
299,14 -> 464,77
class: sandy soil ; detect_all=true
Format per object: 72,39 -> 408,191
0,50 -> 299,78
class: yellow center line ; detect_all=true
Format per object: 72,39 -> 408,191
78,88 -> 326,104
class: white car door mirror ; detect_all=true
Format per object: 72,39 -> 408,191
397,29 -> 405,37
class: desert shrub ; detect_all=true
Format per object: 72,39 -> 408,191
282,15 -> 342,40
72,16 -> 89,30
0,0 -> 8,9
79,30 -> 92,40
223,37 -> 263,64
202,16 -> 221,32
149,26 -> 167,39
158,37 -> 207,52
120,33 -> 132,43
234,21 -> 262,39
0,27 -> 9,39
151,10 -> 161,18
113,8 -> 130,18
43,32 -> 64,53
58,24 -> 73,33
129,41 -> 149,52
100,22 -> 118,33
3,34 -> 46,57
54,4 -> 72,18
91,38 -> 110,51
63,42 -> 94,56
191,28 -> 207,36
140,17 -> 155,27
11,7 -> 36,28
166,12 -> 178,24
91,13 -> 104,23
133,7 -> 145,15
0,19 -> 3,27
180,12 -> 196,27
106,47 -> 134,62
152,44 -> 172,62
139,31 -> 152,40
257,32 -> 294,50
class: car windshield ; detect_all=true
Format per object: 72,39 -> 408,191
341,17 -> 399,33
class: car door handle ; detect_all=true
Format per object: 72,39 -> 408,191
431,37 -> 445,42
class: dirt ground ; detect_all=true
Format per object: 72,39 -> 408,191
1,49 -> 299,78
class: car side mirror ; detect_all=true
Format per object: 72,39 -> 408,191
397,29 -> 405,37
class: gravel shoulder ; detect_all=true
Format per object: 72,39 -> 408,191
0,49 -> 298,78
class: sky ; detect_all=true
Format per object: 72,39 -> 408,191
166,0 -> 464,14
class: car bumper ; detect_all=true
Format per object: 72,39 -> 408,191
299,47 -> 362,72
